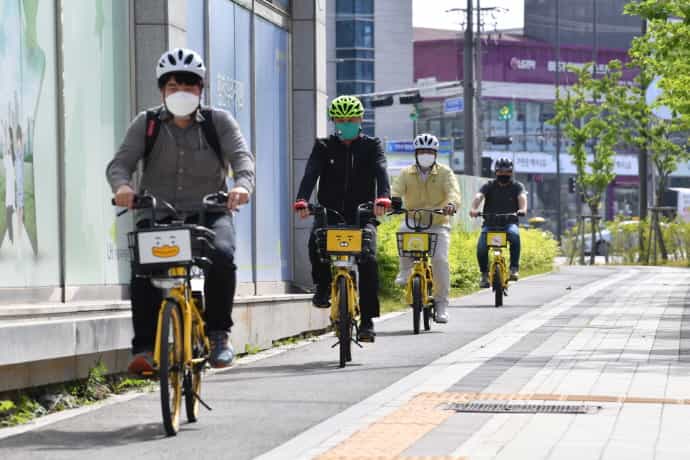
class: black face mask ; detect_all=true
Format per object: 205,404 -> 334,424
496,175 -> 512,184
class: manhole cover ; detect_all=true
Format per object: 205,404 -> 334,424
441,402 -> 601,414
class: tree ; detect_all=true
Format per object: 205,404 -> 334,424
552,61 -> 628,264
625,0 -> 690,121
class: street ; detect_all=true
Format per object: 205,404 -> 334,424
3,265 -> 690,459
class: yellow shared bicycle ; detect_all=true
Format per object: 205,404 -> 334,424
389,207 -> 448,334
310,202 -> 375,368
479,212 -> 519,308
114,192 -> 228,436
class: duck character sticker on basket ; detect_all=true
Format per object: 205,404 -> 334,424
137,229 -> 193,265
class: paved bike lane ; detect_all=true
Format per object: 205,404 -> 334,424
1,266 -> 630,459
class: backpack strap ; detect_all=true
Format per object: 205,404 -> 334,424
142,107 -> 223,169
143,108 -> 162,168
199,108 -> 224,168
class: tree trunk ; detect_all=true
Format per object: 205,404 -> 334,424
655,173 -> 669,261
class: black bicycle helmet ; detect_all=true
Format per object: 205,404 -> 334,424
494,157 -> 513,172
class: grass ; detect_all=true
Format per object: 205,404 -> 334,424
0,359 -> 153,428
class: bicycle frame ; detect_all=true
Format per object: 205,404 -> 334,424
487,243 -> 509,291
405,256 -> 433,306
151,270 -> 209,374
329,256 -> 360,324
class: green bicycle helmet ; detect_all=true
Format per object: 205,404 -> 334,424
328,95 -> 364,119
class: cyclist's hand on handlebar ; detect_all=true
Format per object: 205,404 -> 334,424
114,184 -> 136,209
443,203 -> 457,216
228,186 -> 250,211
374,197 -> 391,217
517,210 -> 526,217
469,209 -> 480,218
293,199 -> 310,219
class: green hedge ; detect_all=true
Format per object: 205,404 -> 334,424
377,215 -> 559,301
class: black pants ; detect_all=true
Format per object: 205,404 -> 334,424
308,223 -> 380,321
131,213 -> 236,353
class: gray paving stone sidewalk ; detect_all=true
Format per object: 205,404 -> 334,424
403,267 -> 690,460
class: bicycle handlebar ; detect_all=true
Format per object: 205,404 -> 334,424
112,192 -> 229,227
307,202 -> 374,227
388,207 -> 451,231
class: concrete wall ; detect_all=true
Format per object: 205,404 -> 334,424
374,0 -> 414,141
292,0 -> 329,289
0,295 -> 329,392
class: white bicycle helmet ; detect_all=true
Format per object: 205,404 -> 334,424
156,48 -> 206,80
413,133 -> 440,152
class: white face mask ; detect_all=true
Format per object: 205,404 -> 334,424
165,91 -> 200,118
417,153 -> 436,169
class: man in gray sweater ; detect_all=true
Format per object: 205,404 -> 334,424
106,48 -> 255,374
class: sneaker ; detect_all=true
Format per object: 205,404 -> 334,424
479,272 -> 490,288
208,331 -> 235,368
509,268 -> 519,281
358,319 -> 376,343
434,304 -> 449,324
128,351 -> 154,376
312,284 -> 331,308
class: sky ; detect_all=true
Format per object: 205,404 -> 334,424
413,0 -> 524,31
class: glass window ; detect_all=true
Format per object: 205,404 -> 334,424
336,20 -> 374,48
187,0 -> 205,61
355,0 -> 374,15
337,60 -> 374,81
336,0 -> 354,14
62,0 -> 132,286
254,17 -> 290,281
210,0 -> 254,284
0,0 -> 61,289
269,0 -> 290,10
337,82 -> 374,96
336,49 -> 375,59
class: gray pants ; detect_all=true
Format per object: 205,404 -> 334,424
396,224 -> 451,314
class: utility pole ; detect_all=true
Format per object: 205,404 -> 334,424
639,19 -> 648,219
555,0 -> 562,242
475,0 -> 483,168
463,0 -> 475,176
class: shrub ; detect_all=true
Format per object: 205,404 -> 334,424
377,218 -> 558,299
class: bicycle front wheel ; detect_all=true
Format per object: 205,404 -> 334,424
159,299 -> 184,436
337,276 -> 351,368
493,265 -> 503,307
412,275 -> 422,335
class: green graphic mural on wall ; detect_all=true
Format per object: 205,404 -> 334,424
0,0 -> 44,256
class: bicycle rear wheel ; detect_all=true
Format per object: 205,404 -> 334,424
337,276 -> 351,368
159,300 -> 184,436
412,275 -> 422,335
493,265 -> 503,307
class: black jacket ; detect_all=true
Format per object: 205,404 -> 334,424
296,134 -> 390,225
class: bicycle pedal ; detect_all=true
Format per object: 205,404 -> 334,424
352,338 -> 364,348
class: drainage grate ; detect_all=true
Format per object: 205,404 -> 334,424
441,402 -> 601,414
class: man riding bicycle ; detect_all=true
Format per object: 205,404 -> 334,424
470,157 -> 527,288
391,133 -> 460,323
106,48 -> 255,373
293,95 -> 391,342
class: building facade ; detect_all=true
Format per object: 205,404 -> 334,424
524,0 -> 643,50
0,0 -> 326,303
413,31 -> 642,233
327,0 -> 413,139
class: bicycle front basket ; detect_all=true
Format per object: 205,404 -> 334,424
486,231 -> 508,248
128,227 -> 194,274
396,232 -> 438,257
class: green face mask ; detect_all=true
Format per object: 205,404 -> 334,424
335,122 -> 361,141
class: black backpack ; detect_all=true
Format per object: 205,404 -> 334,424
143,107 -> 223,168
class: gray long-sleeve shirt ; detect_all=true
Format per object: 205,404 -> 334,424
106,106 -> 255,215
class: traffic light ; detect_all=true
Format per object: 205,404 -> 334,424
486,136 -> 513,145
481,157 -> 493,177
399,92 -> 423,104
568,177 -> 576,193
371,95 -> 394,107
